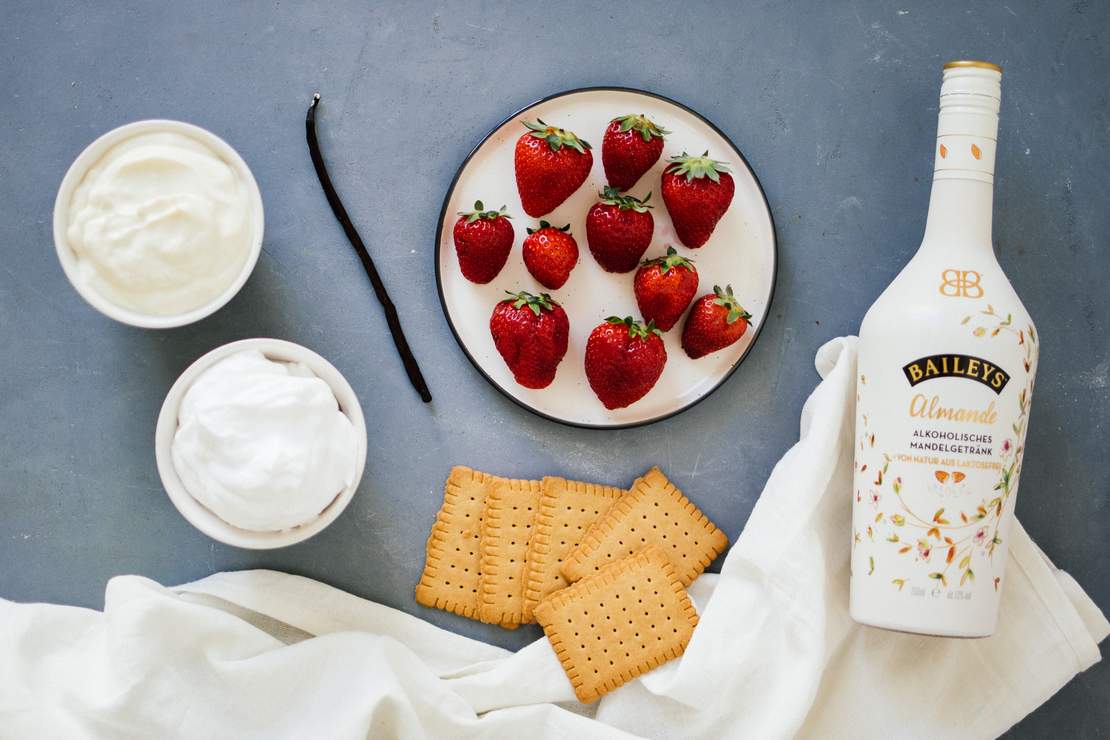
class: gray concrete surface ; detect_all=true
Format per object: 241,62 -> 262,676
1,1 -> 1106,736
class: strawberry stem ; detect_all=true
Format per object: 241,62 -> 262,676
711,284 -> 752,325
666,151 -> 731,183
526,220 -> 572,235
503,290 -> 557,316
612,113 -> 670,142
522,119 -> 592,154
598,186 -> 653,212
605,315 -> 664,339
641,245 -> 695,274
459,200 -> 510,223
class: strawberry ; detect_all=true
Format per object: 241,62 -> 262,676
633,246 -> 699,331
681,284 -> 752,359
489,291 -> 569,389
523,221 -> 578,290
585,187 -> 654,273
514,119 -> 593,217
584,316 -> 667,409
602,113 -> 669,191
453,201 -> 514,283
660,152 -> 735,248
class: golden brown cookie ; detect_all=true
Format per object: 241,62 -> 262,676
478,477 -> 545,626
522,476 -> 625,622
534,545 -> 699,704
414,466 -> 519,628
561,467 -> 728,586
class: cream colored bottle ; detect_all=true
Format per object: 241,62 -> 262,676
849,61 -> 1039,637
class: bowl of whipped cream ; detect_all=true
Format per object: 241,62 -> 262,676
54,119 -> 264,328
155,338 -> 367,548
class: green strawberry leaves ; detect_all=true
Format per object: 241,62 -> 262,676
522,119 -> 592,154
666,151 -> 732,183
460,200 -> 511,223
503,290 -> 557,316
612,113 -> 671,143
641,245 -> 695,275
712,284 -> 752,325
598,186 -> 653,212
605,315 -> 664,339
526,220 -> 572,235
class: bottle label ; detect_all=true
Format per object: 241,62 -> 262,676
902,353 -> 1011,393
853,304 -> 1038,604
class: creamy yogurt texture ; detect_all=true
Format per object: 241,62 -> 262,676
66,130 -> 254,316
172,350 -> 358,532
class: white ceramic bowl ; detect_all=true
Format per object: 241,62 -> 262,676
155,338 -> 368,549
53,119 -> 265,328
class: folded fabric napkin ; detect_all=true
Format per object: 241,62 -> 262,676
1,338 -> 1104,739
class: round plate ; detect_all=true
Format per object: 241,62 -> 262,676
435,87 -> 777,428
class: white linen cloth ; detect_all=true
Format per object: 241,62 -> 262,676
1,338 -> 1105,739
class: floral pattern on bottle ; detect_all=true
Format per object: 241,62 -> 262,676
852,303 -> 1038,592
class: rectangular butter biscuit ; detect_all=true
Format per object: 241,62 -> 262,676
415,466 -> 518,628
522,477 -> 625,623
478,477 -> 545,626
560,467 -> 728,586
534,545 -> 699,704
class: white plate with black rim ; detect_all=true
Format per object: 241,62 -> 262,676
435,87 -> 777,429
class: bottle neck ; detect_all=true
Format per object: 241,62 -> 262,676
922,177 -> 994,250
919,64 -> 1001,256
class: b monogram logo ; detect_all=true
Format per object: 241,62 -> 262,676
939,269 -> 983,298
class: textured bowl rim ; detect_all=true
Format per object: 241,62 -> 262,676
154,338 -> 368,549
53,119 -> 265,329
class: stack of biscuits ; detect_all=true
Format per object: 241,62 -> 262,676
415,466 -> 729,703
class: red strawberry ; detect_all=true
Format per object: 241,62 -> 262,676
514,119 -> 593,217
661,152 -> 735,248
602,113 -> 669,191
453,201 -> 514,283
681,284 -> 752,359
585,187 -> 654,273
490,291 -> 569,389
523,221 -> 578,290
633,247 -> 699,331
584,316 -> 667,409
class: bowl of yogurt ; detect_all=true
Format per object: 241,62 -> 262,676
54,120 -> 264,328
155,338 -> 368,548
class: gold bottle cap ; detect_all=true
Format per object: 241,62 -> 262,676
943,60 -> 1002,74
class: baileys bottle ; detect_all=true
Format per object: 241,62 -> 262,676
850,61 -> 1038,637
